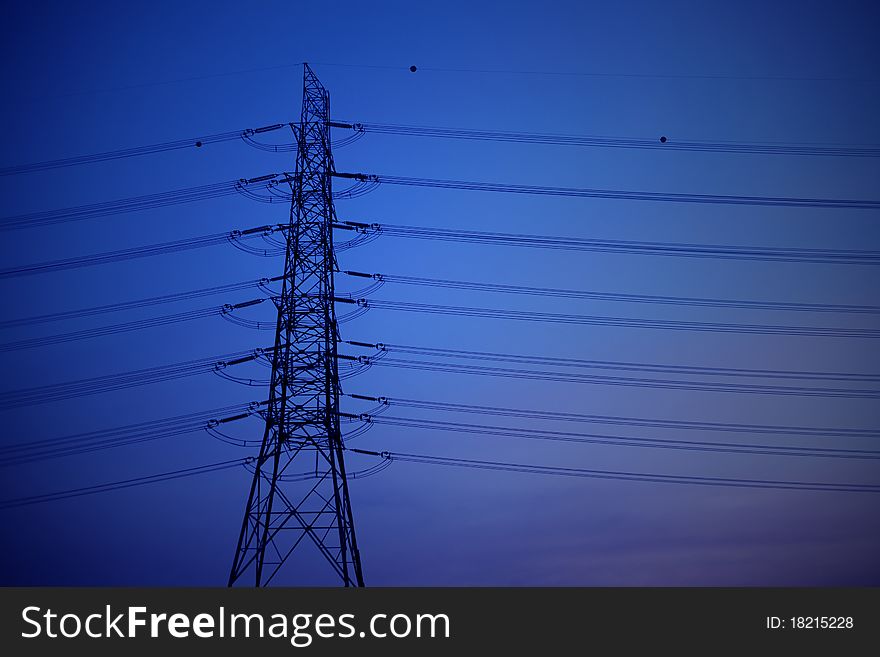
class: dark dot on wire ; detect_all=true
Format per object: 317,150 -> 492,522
409,65 -> 417,73
659,136 -> 667,143
195,141 -> 203,148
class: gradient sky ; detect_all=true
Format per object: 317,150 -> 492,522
1,0 -> 878,586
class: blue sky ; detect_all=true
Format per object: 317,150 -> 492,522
0,0 -> 878,585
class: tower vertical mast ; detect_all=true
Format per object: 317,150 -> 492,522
229,64 -> 364,587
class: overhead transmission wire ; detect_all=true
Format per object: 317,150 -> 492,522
0,341 -> 376,411
10,332 -> 876,416
339,412 -> 880,460
0,124 -> 284,175
346,122 -> 880,158
341,270 -> 880,315
332,221 -> 880,265
0,272 -> 389,330
4,413 -> 875,509
336,297 -> 880,339
0,275 -> 283,329
0,221 -> 414,280
311,60 -> 880,84
0,298 -> 268,354
344,394 -> 879,439
5,165 -> 877,234
0,459 -> 253,510
32,59 -> 873,101
0,172 -> 392,233
0,121 -> 364,177
2,415 -> 875,509
341,343 -> 880,399
335,172 -> 880,209
348,448 -> 880,494
0,400 -> 393,468
0,347 -> 273,410
1,179 -> 244,231
5,115 -> 876,179
3,113 -> 876,502
0,227 -> 280,279
0,401 -> 267,467
354,343 -> 880,383
3,216 -> 874,284
343,356 -> 880,399
8,110 -> 880,510
0,173 -> 301,232
0,445 -> 394,509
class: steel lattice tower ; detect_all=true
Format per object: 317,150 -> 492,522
228,64 -> 364,587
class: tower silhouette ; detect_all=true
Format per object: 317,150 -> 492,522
228,64 -> 364,587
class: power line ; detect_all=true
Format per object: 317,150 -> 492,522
0,402 -> 256,454
350,341 -> 880,383
357,356 -> 880,398
349,448 -> 880,494
311,61 -> 880,84
336,172 -> 880,210
341,354 -> 879,399
0,402 -> 265,466
0,124 -> 293,176
0,224 -> 284,279
343,413 -> 880,460
0,121 -> 368,176
0,458 -> 252,510
334,221 -> 880,265
0,174 -> 296,232
354,342 -> 880,382
342,270 -> 880,315
7,116 -> 875,180
25,58 -> 874,105
350,122 -> 880,158
0,448 -> 392,510
1,173 -> 409,232
1,180 -> 241,232
345,394 -> 879,439
0,276 -> 282,329
0,347 -> 271,410
0,299 -> 268,354
341,297 -> 880,339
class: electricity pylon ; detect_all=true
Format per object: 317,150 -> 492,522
229,64 -> 364,587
